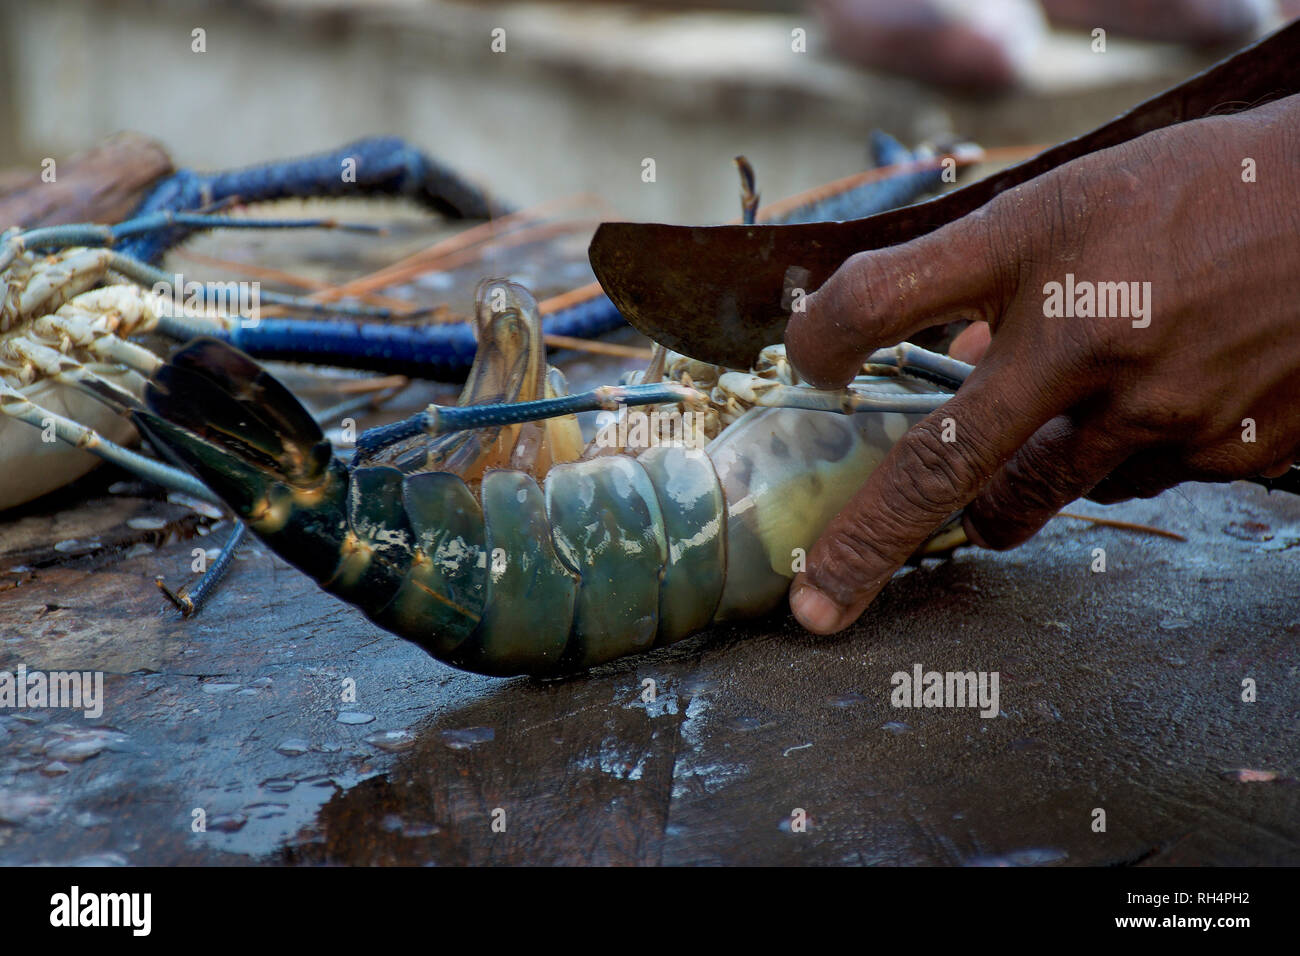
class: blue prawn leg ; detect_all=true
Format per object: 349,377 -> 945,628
769,130 -> 951,224
157,521 -> 248,617
864,343 -> 974,391
352,381 -> 703,458
13,213 -> 379,253
0,213 -> 379,278
226,132 -> 954,379
119,137 -> 510,264
220,274 -> 636,377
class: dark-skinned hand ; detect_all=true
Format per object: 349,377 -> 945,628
784,92 -> 1300,635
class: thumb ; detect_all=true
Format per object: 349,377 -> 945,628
784,210 -> 1008,388
788,347 -> 1074,634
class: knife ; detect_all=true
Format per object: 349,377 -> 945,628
589,19 -> 1300,370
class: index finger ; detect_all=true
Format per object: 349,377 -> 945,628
785,207 -> 1009,389
788,348 -> 1076,634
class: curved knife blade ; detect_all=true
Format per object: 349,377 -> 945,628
590,19 -> 1300,370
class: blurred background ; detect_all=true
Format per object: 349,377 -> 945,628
0,0 -> 1287,224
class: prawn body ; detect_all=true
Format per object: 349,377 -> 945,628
135,281 -> 965,675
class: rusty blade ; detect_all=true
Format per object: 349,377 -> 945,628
590,19 -> 1300,369
589,220 -> 867,368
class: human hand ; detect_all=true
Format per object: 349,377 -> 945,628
784,93 -> 1300,634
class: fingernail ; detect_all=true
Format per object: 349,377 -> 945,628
791,584 -> 847,635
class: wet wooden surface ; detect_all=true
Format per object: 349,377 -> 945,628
1,214 -> 1297,867
2,476 -> 1297,866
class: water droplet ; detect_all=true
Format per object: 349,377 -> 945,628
1033,700 -> 1061,721
778,814 -> 815,833
248,677 -> 273,689
1223,521 -> 1272,542
68,852 -> 129,866
1222,768 -> 1280,783
336,711 -> 375,725
202,682 -> 241,694
1158,616 -> 1190,630
167,493 -> 223,519
440,726 -> 494,750
40,761 -> 69,777
208,813 -> 248,832
827,692 -> 868,708
275,739 -> 310,757
967,847 -> 1068,867
680,677 -> 714,696
0,790 -> 54,824
127,516 -> 169,531
880,721 -> 909,734
262,778 -> 297,793
43,728 -> 130,763
380,813 -> 439,837
364,729 -> 416,753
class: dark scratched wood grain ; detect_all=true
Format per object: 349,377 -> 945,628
2,480 -> 1299,865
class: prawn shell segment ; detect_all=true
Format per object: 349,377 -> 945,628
708,406 -> 919,621
371,470 -> 488,657
458,470 -> 578,676
324,465 -> 415,609
544,455 -> 668,670
637,444 -> 726,645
